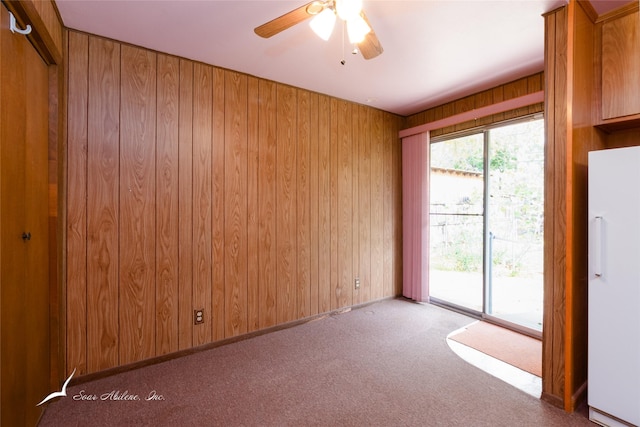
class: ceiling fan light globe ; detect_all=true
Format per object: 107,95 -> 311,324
347,14 -> 371,44
310,8 -> 336,41
336,0 -> 363,21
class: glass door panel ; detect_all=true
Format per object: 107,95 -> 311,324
429,133 -> 484,312
486,119 -> 544,331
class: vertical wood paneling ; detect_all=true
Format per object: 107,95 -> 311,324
67,32 -> 404,376
552,5 -> 568,403
441,103 -> 455,135
297,90 -> 311,318
86,36 -> 120,371
542,9 -> 557,405
453,96 -> 476,132
224,70 -> 248,338
352,105 -> 360,305
66,31 -> 88,375
503,78 -> 529,120
247,76 -> 260,332
528,74 -> 543,115
329,99 -> 339,309
491,86 -> 505,126
475,89 -> 494,127
542,3 -> 607,410
119,45 -> 157,365
382,114 -> 393,297
317,95 -> 332,314
430,106 -> 444,138
309,93 -> 320,316
258,80 -> 277,329
569,2 -> 601,408
405,111 -> 424,129
370,109 -> 384,301
543,6 -> 568,407
359,106 -> 372,304
604,128 -> 640,148
390,117 -> 403,296
404,72 -> 544,135
192,63 -> 213,345
156,53 -> 180,355
276,84 -> 297,323
337,100 -> 353,308
178,59 -> 194,350
212,68 -> 226,341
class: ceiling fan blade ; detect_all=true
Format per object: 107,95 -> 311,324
254,1 -> 318,38
357,11 -> 383,60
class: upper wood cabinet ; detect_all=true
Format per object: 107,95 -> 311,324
601,7 -> 640,121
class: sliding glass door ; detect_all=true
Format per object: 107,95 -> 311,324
486,119 -> 544,331
428,117 -> 544,333
429,133 -> 484,312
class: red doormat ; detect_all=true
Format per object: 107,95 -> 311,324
449,321 -> 542,377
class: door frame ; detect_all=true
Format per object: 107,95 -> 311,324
1,0 -> 64,392
429,114 -> 545,339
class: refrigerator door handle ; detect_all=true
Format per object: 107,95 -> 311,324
594,216 -> 602,277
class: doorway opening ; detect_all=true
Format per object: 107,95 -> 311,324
428,116 -> 544,335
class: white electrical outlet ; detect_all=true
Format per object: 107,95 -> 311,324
194,309 -> 204,325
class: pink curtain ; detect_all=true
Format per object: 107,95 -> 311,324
402,132 -> 430,302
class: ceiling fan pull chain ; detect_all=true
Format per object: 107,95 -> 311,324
340,19 -> 346,65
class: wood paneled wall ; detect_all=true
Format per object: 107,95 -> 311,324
543,5 -> 569,410
404,72 -> 544,136
542,1 -> 607,411
66,30 -> 403,376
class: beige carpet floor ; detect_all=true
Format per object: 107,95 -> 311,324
39,299 -> 586,426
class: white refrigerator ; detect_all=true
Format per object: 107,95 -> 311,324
588,146 -> 640,427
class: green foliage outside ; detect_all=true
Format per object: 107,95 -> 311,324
429,119 -> 544,278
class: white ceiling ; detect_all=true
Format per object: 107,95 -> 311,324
55,0 -> 632,116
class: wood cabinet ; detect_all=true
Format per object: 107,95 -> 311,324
598,4 -> 640,130
601,10 -> 640,120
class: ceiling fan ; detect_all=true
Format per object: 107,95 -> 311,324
254,0 -> 383,60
